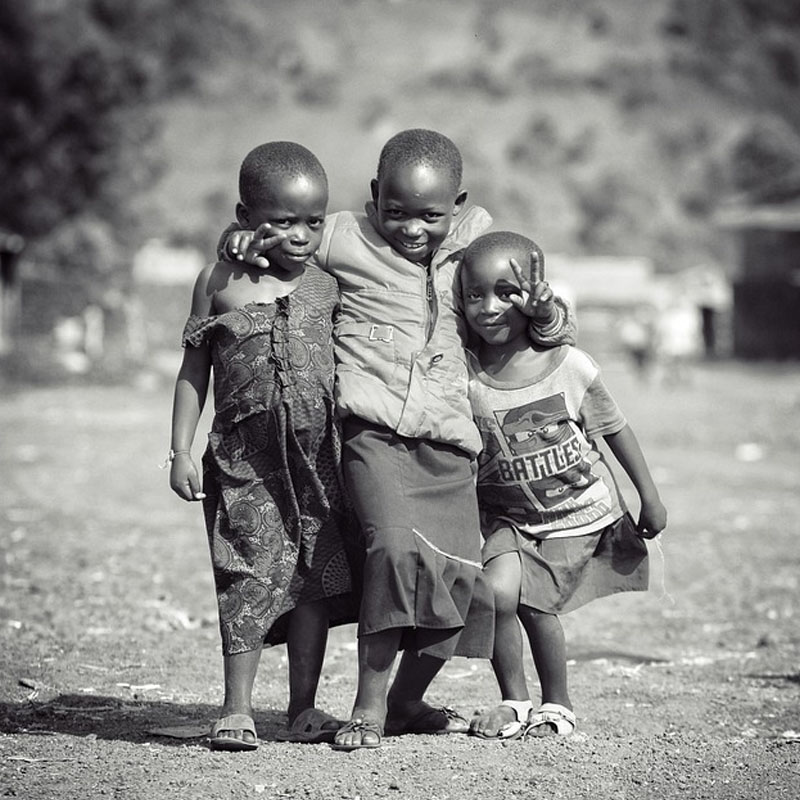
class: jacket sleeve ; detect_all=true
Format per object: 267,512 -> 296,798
216,222 -> 239,261
528,297 -> 578,346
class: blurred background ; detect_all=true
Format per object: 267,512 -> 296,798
2,0 -> 800,385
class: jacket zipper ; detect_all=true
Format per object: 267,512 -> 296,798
425,266 -> 436,341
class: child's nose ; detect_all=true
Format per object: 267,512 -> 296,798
402,220 -> 423,237
289,224 -> 310,243
483,296 -> 503,315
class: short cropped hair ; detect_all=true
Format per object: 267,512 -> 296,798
377,129 -> 463,191
464,231 -> 545,280
239,141 -> 328,207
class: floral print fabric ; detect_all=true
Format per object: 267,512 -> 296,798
183,267 -> 356,655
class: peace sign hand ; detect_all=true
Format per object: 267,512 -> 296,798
508,251 -> 556,324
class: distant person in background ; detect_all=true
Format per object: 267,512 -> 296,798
461,231 -> 666,740
653,288 -> 701,386
618,304 -> 657,384
219,129 -> 577,750
168,142 -> 357,751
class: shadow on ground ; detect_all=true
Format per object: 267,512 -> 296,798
0,694 -> 287,746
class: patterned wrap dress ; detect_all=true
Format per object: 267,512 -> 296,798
182,266 -> 357,656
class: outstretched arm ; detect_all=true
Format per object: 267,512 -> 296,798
603,424 -> 667,539
216,222 -> 286,268
509,253 -> 577,347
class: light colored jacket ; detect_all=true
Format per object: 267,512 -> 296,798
317,204 -> 491,455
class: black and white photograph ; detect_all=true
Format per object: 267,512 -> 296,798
1,1 -> 798,798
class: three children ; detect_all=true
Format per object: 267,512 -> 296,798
169,130 -> 666,752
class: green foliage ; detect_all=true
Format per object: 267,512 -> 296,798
0,0 -> 232,255
729,118 -> 800,202
663,0 -> 800,131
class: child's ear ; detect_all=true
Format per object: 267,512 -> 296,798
370,178 -> 380,204
235,202 -> 250,228
452,189 -> 468,217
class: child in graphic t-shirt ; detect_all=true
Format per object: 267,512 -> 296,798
461,231 -> 667,741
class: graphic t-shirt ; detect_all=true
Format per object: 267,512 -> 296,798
468,346 -> 627,539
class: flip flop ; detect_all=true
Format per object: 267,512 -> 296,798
209,713 -> 259,751
523,703 -> 576,738
470,699 -> 533,741
330,718 -> 383,751
384,702 -> 469,736
275,707 -> 344,744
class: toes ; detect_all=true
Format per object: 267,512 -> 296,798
216,728 -> 256,743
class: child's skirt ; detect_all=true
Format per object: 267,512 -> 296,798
342,417 -> 495,660
482,513 -> 649,614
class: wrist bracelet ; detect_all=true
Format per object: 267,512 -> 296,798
159,449 -> 191,470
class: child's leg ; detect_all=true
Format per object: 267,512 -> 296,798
388,651 -> 444,707
333,627 -> 402,748
470,552 -> 531,738
383,651 -> 469,734
518,606 -> 573,736
285,599 -> 330,723
215,647 -> 263,746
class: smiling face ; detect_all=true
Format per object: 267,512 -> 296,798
237,173 -> 328,274
371,163 -> 466,265
461,246 -> 530,350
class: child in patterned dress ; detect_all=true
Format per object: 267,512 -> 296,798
461,231 -> 667,740
168,141 -> 357,751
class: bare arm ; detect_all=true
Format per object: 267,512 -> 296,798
168,268 -> 215,501
604,424 -> 667,538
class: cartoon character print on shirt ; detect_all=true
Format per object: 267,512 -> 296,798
477,393 -> 597,518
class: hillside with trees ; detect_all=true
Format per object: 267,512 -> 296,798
2,0 -> 800,357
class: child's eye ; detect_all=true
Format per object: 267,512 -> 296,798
308,218 -> 324,229
423,213 -> 443,222
384,209 -> 405,219
271,219 -> 293,228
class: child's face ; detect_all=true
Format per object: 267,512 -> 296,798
237,174 -> 327,273
370,164 -> 466,265
461,249 -> 530,348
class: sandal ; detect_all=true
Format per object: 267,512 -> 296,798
330,717 -> 383,751
470,700 -> 533,740
523,703 -> 576,738
275,707 -> 344,744
385,702 -> 469,736
209,713 -> 259,751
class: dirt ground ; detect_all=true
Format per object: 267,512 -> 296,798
1,358 -> 798,799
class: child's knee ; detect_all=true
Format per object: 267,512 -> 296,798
484,554 -> 521,615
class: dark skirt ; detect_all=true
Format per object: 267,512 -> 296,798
342,418 -> 495,660
482,512 -> 649,614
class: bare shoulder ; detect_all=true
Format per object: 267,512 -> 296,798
189,261 -> 227,317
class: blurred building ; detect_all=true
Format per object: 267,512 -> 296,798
716,200 -> 800,359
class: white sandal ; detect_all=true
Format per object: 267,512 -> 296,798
524,702 -> 576,737
471,699 -> 533,740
